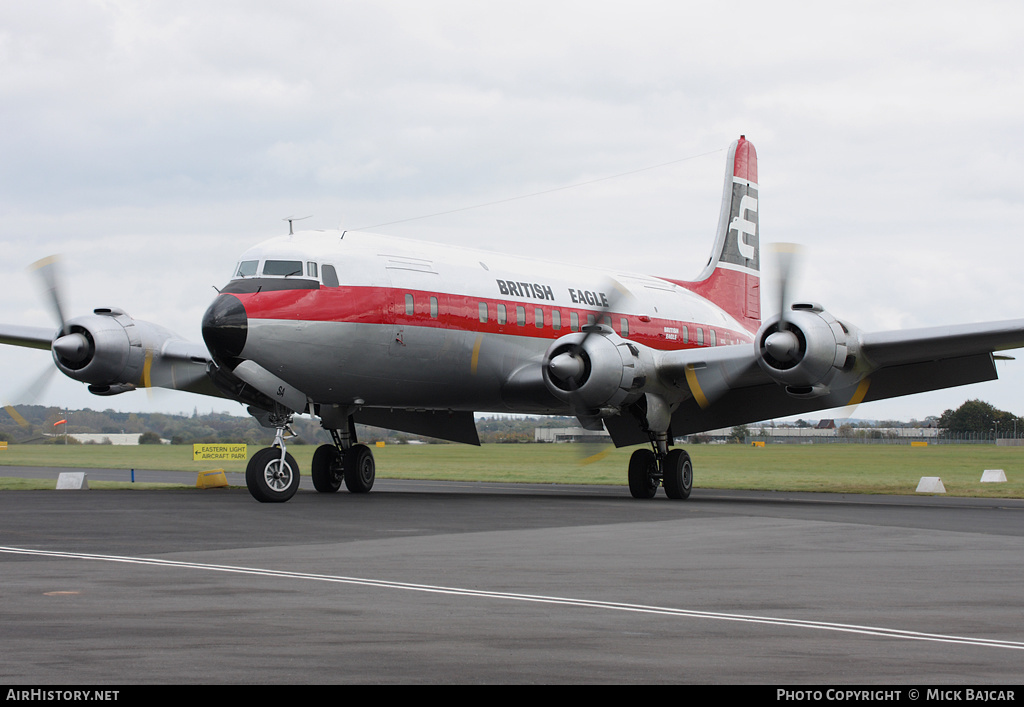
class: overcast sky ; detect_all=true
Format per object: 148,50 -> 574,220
2,0 -> 1024,424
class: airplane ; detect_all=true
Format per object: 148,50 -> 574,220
4,136 -> 1024,503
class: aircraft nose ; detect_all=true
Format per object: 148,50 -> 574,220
202,294 -> 248,364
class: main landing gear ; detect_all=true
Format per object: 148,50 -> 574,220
310,442 -> 375,494
627,436 -> 693,500
245,410 -> 377,503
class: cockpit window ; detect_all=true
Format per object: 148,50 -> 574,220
262,260 -> 303,277
235,260 -> 258,278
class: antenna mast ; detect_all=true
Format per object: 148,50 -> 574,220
284,215 -> 312,235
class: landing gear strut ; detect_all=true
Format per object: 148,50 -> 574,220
627,433 -> 692,500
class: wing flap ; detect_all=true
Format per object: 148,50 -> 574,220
354,408 -> 481,446
666,352 -> 998,437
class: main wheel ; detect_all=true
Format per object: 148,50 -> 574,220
343,444 -> 375,494
246,447 -> 300,503
311,444 -> 344,493
627,448 -> 659,499
662,448 -> 693,500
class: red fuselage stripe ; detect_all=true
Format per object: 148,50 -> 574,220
232,285 -> 754,351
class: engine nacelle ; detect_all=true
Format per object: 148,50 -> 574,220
542,326 -> 655,411
52,307 -> 183,392
755,303 -> 859,398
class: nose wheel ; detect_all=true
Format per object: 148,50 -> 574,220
246,446 -> 300,503
246,413 -> 301,503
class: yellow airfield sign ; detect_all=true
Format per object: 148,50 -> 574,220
192,444 -> 247,461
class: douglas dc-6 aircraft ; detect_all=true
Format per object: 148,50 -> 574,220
4,137 -> 1024,502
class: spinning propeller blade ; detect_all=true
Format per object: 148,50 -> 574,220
762,242 -> 804,366
3,365 -> 59,428
545,276 -> 631,398
29,255 -> 69,337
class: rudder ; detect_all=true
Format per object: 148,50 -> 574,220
673,136 -> 761,333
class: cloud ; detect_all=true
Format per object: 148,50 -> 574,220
2,0 -> 1024,422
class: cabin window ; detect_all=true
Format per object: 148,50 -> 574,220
322,264 -> 339,287
430,296 -> 438,318
682,326 -> 689,344
620,317 -> 629,337
405,294 -> 414,316
535,308 -> 544,328
516,306 -> 526,326
552,310 -> 561,331
570,312 -> 579,332
306,262 -> 318,278
601,315 -> 611,326
235,260 -> 258,278
497,304 -> 507,325
709,329 -> 716,347
479,302 -> 488,323
587,314 -> 596,327
697,328 -> 704,346
263,260 -> 303,277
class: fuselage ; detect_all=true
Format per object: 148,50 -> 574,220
202,229 -> 755,414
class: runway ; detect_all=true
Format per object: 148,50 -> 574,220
0,476 -> 1022,684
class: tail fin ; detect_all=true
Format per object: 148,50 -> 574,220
672,136 -> 761,333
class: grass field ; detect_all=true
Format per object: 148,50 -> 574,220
0,442 -> 1022,497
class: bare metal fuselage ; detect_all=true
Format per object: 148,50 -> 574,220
225,230 -> 754,415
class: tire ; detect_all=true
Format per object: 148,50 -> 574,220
246,447 -> 300,503
663,448 -> 693,500
627,448 -> 658,499
343,444 -> 375,494
311,444 -> 344,493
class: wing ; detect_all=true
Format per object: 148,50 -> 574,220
527,309 -> 1024,447
662,316 -> 1024,438
0,316 -> 220,399
0,324 -> 56,351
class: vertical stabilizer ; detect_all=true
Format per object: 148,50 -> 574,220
672,136 -> 761,333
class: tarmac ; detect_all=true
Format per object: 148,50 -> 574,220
1,470 -> 1022,684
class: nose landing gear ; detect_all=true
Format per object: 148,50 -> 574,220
246,416 -> 301,503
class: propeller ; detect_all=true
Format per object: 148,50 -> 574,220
28,254 -> 94,367
29,255 -> 70,337
3,257 -> 70,427
682,242 -> 805,410
545,276 -> 631,397
541,277 -> 632,465
762,242 -> 804,365
2,257 -> 67,426
3,365 -> 60,429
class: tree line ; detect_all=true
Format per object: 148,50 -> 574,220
2,401 -> 1016,445
0,405 -> 578,445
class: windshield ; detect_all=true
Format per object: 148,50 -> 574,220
235,260 -> 258,278
262,260 -> 303,277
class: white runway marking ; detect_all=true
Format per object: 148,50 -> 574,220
3,545 -> 1022,651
